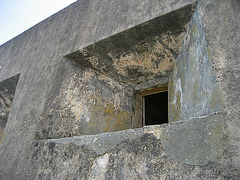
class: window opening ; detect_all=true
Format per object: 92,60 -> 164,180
142,90 -> 168,126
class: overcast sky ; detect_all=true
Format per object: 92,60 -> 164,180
0,0 -> 77,45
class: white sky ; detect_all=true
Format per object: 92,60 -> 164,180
0,0 -> 77,45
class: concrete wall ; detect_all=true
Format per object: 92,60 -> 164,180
34,3 -> 195,139
0,74 -> 19,143
0,0 -> 239,179
35,65 -> 133,139
168,5 -> 225,122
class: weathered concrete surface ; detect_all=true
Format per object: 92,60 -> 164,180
198,0 -> 240,169
66,4 -> 195,85
0,74 -> 19,144
168,5 -> 225,122
36,4 -> 196,139
0,0 -> 239,179
36,65 -> 134,139
162,113 -> 229,166
28,124 -> 238,179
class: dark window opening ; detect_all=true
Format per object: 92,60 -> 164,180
144,91 -> 168,125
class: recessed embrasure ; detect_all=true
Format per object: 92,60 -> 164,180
36,4 -> 196,139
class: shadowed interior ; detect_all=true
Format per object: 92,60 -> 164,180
144,91 -> 168,125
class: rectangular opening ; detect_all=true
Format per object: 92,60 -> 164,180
143,91 -> 168,125
137,85 -> 168,126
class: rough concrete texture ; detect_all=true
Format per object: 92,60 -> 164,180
0,0 -> 239,179
168,6 -> 225,122
162,113 -> 229,166
36,65 -> 134,139
35,3 -> 196,139
0,74 -> 19,144
28,125 -> 238,179
66,4 -> 195,85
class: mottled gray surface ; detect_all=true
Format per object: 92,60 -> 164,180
41,4 -> 196,138
162,113 -> 229,166
28,124 -> 237,179
66,4 -> 195,85
168,6 -> 225,122
35,64 -> 134,139
198,0 -> 240,169
0,0 -> 239,179
0,74 -> 19,143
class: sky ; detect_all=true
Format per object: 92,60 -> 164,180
0,0 -> 77,45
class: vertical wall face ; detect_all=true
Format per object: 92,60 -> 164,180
0,74 -> 19,144
168,7 -> 225,122
36,64 -> 133,139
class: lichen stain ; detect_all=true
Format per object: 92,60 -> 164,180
87,92 -> 132,135
191,25 -> 197,36
110,40 -> 174,82
59,71 -> 95,123
0,132 -> 4,145
71,100 -> 89,122
53,70 -> 133,136
88,56 -> 99,69
189,25 -> 197,46
161,32 -> 185,54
